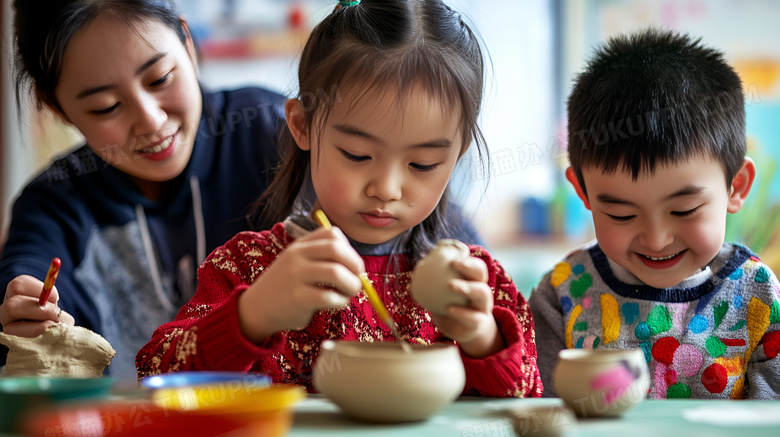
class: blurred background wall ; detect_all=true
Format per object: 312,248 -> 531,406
2,0 -> 779,294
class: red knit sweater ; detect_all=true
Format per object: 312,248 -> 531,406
136,222 -> 543,397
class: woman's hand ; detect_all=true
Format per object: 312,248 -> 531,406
431,256 -> 505,358
237,227 -> 364,344
0,275 -> 75,337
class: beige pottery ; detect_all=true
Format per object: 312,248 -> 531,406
553,348 -> 649,417
313,340 -> 465,422
410,239 -> 470,314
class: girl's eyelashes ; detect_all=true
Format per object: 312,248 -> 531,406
671,205 -> 701,217
339,149 -> 369,163
338,148 -> 440,172
410,162 -> 439,172
91,102 -> 120,115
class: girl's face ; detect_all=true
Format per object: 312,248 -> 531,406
290,85 -> 465,245
54,14 -> 201,186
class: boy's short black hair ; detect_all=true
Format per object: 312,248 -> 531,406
567,28 -> 745,193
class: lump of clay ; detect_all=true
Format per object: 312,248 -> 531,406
0,324 -> 115,378
411,239 -> 471,315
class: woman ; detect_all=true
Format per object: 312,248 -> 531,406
0,0 -> 285,380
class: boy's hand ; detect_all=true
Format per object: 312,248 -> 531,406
431,256 -> 505,358
238,227 -> 364,344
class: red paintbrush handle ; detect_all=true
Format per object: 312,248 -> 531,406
38,257 -> 61,307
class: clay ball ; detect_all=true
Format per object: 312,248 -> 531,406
411,239 -> 471,315
511,405 -> 576,437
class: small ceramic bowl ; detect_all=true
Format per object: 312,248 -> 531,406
313,340 -> 465,422
0,376 -> 113,433
553,348 -> 649,417
410,239 -> 471,315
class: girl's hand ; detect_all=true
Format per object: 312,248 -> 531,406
237,227 -> 364,344
0,275 -> 75,337
431,257 -> 505,358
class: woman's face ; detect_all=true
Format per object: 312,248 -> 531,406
54,14 -> 202,185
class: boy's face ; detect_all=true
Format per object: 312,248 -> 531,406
568,155 -> 755,289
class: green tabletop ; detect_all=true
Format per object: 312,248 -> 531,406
289,396 -> 780,437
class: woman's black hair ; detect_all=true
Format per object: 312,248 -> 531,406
13,0 -> 186,113
252,0 -> 488,262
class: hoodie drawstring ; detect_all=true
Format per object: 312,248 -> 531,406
190,176 -> 206,265
135,204 -> 177,313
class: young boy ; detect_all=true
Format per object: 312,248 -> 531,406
529,28 -> 780,400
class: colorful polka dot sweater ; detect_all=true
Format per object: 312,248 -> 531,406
136,220 -> 543,398
529,242 -> 780,400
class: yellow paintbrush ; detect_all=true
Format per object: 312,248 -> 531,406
313,210 -> 411,352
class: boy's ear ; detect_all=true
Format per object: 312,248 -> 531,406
565,166 -> 591,210
727,157 -> 756,213
285,99 -> 311,151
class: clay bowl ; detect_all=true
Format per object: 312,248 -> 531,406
553,348 -> 649,417
0,376 -> 113,433
313,340 -> 465,422
410,239 -> 471,315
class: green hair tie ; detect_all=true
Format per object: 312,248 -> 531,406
338,0 -> 361,7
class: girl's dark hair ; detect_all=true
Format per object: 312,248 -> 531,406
13,0 -> 186,113
567,28 -> 745,195
253,0 -> 487,262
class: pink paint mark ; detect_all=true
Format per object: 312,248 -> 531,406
590,365 -> 634,406
583,296 -> 592,310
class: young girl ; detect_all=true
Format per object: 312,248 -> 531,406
137,0 -> 542,397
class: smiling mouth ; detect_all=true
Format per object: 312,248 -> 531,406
140,135 -> 174,154
642,251 -> 683,261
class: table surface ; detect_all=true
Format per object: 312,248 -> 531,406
289,396 -> 780,437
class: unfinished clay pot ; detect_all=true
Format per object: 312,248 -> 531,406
410,239 -> 470,315
0,323 -> 115,378
313,340 -> 465,422
553,348 -> 649,417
